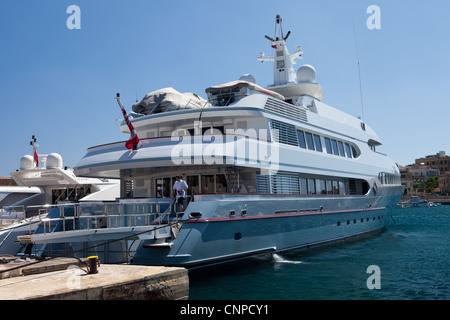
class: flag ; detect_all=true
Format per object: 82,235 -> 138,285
33,149 -> 39,167
116,93 -> 142,150
271,44 -> 277,49
122,110 -> 141,150
125,134 -> 141,150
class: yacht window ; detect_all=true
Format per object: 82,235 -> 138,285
338,141 -> 345,157
307,178 -> 316,194
333,181 -> 339,194
297,130 -> 306,149
300,178 -> 307,194
326,180 -> 333,194
317,179 -> 326,194
216,93 -> 236,106
344,143 -> 352,158
297,130 -> 358,160
339,181 -> 345,194
331,139 -> 339,155
351,146 -> 358,158
324,138 -> 333,154
313,135 -> 322,152
215,174 -> 228,193
186,175 -> 199,196
277,60 -> 285,69
201,175 -> 215,193
155,177 -> 172,198
305,132 -> 315,150
204,126 -> 224,135
277,51 -> 284,57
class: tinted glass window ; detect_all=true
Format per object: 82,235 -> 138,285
333,181 -> 339,194
344,143 -> 352,158
297,131 -> 306,149
331,140 -> 339,155
300,178 -> 307,194
324,138 -> 332,154
326,180 -> 333,194
352,146 -> 358,158
313,135 -> 322,152
317,179 -> 326,194
307,179 -> 316,194
305,132 -> 315,150
338,141 -> 345,157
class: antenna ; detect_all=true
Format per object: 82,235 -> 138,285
276,14 -> 283,39
352,19 -> 365,122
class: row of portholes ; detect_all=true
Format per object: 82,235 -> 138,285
336,215 -> 384,226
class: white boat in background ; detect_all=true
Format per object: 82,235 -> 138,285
0,137 -> 119,256
398,196 -> 439,208
0,186 -> 41,213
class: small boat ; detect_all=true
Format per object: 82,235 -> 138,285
398,196 -> 438,208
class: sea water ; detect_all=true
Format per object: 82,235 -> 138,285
189,206 -> 449,300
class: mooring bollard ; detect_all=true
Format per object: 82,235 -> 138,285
87,256 -> 99,274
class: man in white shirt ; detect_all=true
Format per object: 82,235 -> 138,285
172,175 -> 188,212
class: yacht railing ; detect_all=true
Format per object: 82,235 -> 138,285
30,200 -> 186,236
0,205 -> 24,224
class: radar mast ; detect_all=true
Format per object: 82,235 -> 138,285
258,15 -> 304,86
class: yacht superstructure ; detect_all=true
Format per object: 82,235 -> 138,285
18,16 -> 403,267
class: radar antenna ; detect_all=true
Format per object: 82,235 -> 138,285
258,15 -> 303,86
265,14 -> 290,42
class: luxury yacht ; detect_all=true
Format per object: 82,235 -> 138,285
0,137 -> 119,256
19,16 -> 403,267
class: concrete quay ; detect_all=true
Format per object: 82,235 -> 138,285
0,258 -> 188,300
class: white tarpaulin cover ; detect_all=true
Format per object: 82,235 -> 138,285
132,87 -> 210,115
205,80 -> 285,101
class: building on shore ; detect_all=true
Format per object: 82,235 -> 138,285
0,177 -> 17,186
400,151 -> 449,195
415,151 -> 449,174
438,173 -> 450,195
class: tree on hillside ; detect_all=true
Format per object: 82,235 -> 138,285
425,176 -> 439,193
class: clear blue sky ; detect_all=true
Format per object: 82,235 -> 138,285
1,0 -> 449,176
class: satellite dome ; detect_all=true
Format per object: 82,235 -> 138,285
296,64 -> 317,83
239,74 -> 256,84
46,153 -> 63,169
20,155 -> 34,170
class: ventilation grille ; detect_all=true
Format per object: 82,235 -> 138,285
264,98 -> 308,122
270,119 -> 299,146
256,174 -> 270,194
271,171 -> 300,194
123,180 -> 133,198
